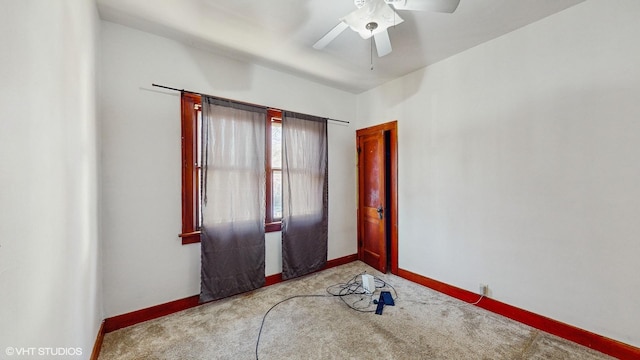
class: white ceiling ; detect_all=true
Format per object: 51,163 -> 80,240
97,0 -> 585,94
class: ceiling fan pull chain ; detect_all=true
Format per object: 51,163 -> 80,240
370,31 -> 374,70
366,23 -> 378,70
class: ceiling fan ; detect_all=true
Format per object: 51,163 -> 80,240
313,0 -> 460,57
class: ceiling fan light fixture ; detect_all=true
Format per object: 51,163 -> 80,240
341,0 -> 403,39
354,0 -> 368,9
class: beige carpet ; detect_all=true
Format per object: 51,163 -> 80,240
99,261 -> 613,359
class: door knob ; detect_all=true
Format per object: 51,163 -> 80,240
376,206 -> 384,219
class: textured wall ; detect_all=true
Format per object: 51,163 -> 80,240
100,21 -> 357,317
357,0 -> 640,348
0,0 -> 102,354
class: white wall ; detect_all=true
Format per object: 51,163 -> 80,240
100,21 -> 357,317
0,0 -> 102,355
357,0 -> 640,348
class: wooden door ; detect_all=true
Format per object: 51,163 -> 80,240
357,130 -> 387,272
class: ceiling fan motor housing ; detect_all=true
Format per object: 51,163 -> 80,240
342,0 -> 404,39
354,0 -> 367,8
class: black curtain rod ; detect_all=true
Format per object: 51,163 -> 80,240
152,83 -> 350,124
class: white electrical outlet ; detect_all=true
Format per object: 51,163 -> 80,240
479,284 -> 489,296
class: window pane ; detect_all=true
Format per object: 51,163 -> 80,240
272,170 -> 282,219
271,121 -> 282,168
196,109 -> 202,229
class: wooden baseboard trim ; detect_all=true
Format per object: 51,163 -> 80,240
326,253 -> 359,268
104,253 -> 359,333
264,253 -> 359,286
104,295 -> 200,333
397,268 -> 640,360
265,253 -> 359,285
90,320 -> 105,360
265,273 -> 283,286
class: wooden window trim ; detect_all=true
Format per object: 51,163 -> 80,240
179,93 -> 202,244
180,96 -> 281,244
265,109 -> 282,232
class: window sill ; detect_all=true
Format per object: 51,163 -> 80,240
179,231 -> 201,245
180,224 -> 280,244
265,222 -> 282,233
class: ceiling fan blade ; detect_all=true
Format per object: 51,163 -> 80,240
313,22 -> 349,50
374,29 -> 392,57
388,0 -> 460,13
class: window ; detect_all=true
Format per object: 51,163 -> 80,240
265,109 -> 283,231
179,93 -> 202,244
179,94 -> 283,244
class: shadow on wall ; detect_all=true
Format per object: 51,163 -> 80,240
101,0 -> 257,92
375,65 -> 426,111
182,40 -> 255,92
187,0 -> 320,93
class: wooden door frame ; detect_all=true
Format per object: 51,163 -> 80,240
356,120 -> 398,275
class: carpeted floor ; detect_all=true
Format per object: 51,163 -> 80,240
99,261 -> 613,359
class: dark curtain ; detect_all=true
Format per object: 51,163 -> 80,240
281,112 -> 328,280
200,97 -> 266,302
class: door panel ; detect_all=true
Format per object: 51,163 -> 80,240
363,211 -> 381,267
358,131 -> 386,273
